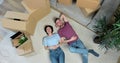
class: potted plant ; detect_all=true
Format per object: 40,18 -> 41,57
93,17 -> 109,44
93,16 -> 120,51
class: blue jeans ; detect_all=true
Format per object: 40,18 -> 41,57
69,39 -> 88,63
49,47 -> 65,63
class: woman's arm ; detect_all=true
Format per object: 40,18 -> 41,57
45,45 -> 60,50
44,46 -> 49,50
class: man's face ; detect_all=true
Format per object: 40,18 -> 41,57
55,19 -> 63,27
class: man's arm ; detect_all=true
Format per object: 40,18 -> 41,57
64,36 -> 77,43
59,14 -> 68,22
59,37 -> 67,44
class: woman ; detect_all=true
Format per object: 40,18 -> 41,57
43,25 -> 65,63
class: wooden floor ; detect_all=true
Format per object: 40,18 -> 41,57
0,0 -> 26,16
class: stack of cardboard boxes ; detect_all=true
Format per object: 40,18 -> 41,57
58,0 -> 100,17
76,0 -> 100,17
1,0 -> 50,55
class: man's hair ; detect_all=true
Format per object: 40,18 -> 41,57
44,25 -> 53,34
54,18 -> 60,23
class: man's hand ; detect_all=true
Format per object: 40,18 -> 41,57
69,36 -> 77,41
64,36 -> 77,43
59,37 -> 66,44
59,13 -> 68,22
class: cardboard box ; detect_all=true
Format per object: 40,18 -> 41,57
2,1 -> 50,35
58,0 -> 72,5
1,18 -> 27,32
1,0 -> 50,35
21,1 -> 35,13
21,0 -> 50,14
10,31 -> 28,48
4,11 -> 29,20
1,12 -> 34,35
76,0 -> 100,9
10,31 -> 33,55
2,11 -> 33,34
16,40 -> 33,55
22,0 -> 49,10
22,0 -> 50,13
22,1 -> 50,35
80,5 -> 100,16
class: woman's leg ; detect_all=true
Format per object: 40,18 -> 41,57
50,52 -> 58,63
59,51 -> 65,63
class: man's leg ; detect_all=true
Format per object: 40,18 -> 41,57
69,39 -> 88,54
75,39 -> 86,49
75,39 -> 99,57
88,49 -> 99,57
69,46 -> 88,54
69,39 -> 88,63
69,46 -> 88,63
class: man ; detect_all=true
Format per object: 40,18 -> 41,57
54,14 -> 99,63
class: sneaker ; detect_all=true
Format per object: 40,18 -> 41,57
88,49 -> 99,57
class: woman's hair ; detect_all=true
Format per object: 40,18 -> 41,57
44,25 -> 54,34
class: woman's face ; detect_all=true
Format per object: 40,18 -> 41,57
46,27 -> 52,34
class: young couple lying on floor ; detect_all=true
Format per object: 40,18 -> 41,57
42,14 -> 99,63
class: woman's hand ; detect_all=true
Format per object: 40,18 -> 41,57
49,45 -> 59,50
59,37 -> 66,44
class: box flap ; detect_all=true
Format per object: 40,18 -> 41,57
21,1 -> 35,13
1,18 -> 26,31
4,11 -> 29,20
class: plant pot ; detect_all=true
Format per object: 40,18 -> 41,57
93,36 -> 102,44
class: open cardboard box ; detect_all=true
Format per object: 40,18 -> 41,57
10,31 -> 33,55
76,0 -> 100,9
16,39 -> 33,56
